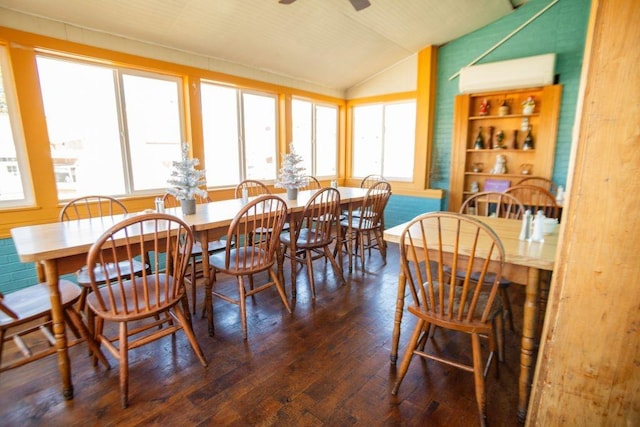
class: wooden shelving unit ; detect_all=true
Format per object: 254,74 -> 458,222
449,85 -> 562,212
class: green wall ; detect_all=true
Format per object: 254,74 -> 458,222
430,0 -> 591,208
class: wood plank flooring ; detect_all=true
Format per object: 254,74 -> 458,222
0,244 -> 527,426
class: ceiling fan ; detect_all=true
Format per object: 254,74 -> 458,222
279,0 -> 371,12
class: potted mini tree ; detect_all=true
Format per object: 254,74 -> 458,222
275,144 -> 308,200
167,142 -> 207,215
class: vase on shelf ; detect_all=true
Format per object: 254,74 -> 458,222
498,99 -> 509,116
473,127 -> 484,149
180,198 -> 196,215
286,188 -> 298,200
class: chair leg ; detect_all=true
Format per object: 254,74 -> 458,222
323,246 -> 346,286
172,306 -> 208,367
119,322 -> 129,409
305,249 -> 316,299
238,277 -> 248,340
190,257 -> 198,315
471,333 -> 487,427
391,318 -> 425,395
500,285 -> 515,331
270,269 -> 292,315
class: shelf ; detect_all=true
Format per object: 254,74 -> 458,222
464,172 -> 533,178
469,113 -> 539,120
465,149 -> 535,153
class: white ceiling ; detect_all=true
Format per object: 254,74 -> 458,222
0,0 -> 525,93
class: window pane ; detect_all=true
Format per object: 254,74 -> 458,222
122,74 -> 182,191
383,101 -> 415,180
291,99 -> 312,174
0,48 -> 31,205
37,56 -> 125,198
315,104 -> 337,177
242,93 -> 276,180
202,83 -> 240,187
352,104 -> 383,177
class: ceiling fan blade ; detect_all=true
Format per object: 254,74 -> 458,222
279,0 -> 297,4
349,0 -> 371,11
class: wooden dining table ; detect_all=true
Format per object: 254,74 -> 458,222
383,216 -> 558,422
9,186 -> 368,400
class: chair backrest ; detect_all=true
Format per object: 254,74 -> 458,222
235,180 -> 271,198
356,180 -> 392,228
295,187 -> 341,247
517,176 -> 559,197
299,175 -> 321,192
460,191 -> 525,219
504,184 -> 560,219
222,194 -> 287,274
400,212 -> 505,324
59,195 -> 127,221
85,213 -> 194,316
162,192 -> 211,208
360,174 -> 387,189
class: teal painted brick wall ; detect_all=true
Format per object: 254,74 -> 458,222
430,0 -> 591,209
384,194 -> 444,228
0,238 -> 38,293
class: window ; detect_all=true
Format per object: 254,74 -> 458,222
0,46 -> 33,207
36,55 -> 184,200
291,98 -> 338,177
201,82 -> 277,187
352,100 -> 416,181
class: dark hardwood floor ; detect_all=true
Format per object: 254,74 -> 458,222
0,244 -> 527,426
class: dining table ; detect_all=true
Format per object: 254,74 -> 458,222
9,186 -> 368,400
383,215 -> 558,422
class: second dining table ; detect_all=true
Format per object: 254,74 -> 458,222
383,215 -> 558,423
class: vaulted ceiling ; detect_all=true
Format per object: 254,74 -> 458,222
0,0 -> 528,93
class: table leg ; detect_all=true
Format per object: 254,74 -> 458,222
518,267 -> 541,422
347,202 -> 354,273
289,215 -> 298,299
43,260 -> 73,400
390,265 -> 407,365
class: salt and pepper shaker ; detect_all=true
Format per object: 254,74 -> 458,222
556,185 -> 565,203
519,209 -> 532,240
154,197 -> 165,213
331,179 -> 338,189
241,187 -> 249,204
530,210 -> 546,242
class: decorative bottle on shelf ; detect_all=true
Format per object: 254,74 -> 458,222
522,127 -> 534,150
498,99 -> 509,116
511,129 -> 519,149
473,127 -> 484,149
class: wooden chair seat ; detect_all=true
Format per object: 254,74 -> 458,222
1,280 -> 109,373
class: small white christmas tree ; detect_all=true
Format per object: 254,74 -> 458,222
275,144 -> 308,190
167,142 -> 207,200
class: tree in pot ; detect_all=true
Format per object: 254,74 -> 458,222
167,142 -> 207,215
275,144 -> 308,200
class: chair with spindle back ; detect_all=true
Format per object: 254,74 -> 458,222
516,176 -> 559,198
459,191 -> 526,331
86,213 -> 207,407
59,195 -> 149,312
206,195 -> 292,339
391,212 -> 505,426
162,192 -> 226,315
504,184 -> 560,219
280,187 -> 345,299
299,175 -> 321,192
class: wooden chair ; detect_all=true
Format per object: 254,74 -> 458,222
337,180 -> 391,270
59,195 -> 149,312
504,184 -> 560,219
360,174 -> 387,189
517,176 -> 559,197
85,213 -> 207,408
234,179 -> 270,199
280,187 -> 346,299
162,193 -> 225,315
206,194 -> 292,339
459,191 -> 526,331
0,282 -> 110,373
299,175 -> 321,192
391,212 -> 505,426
